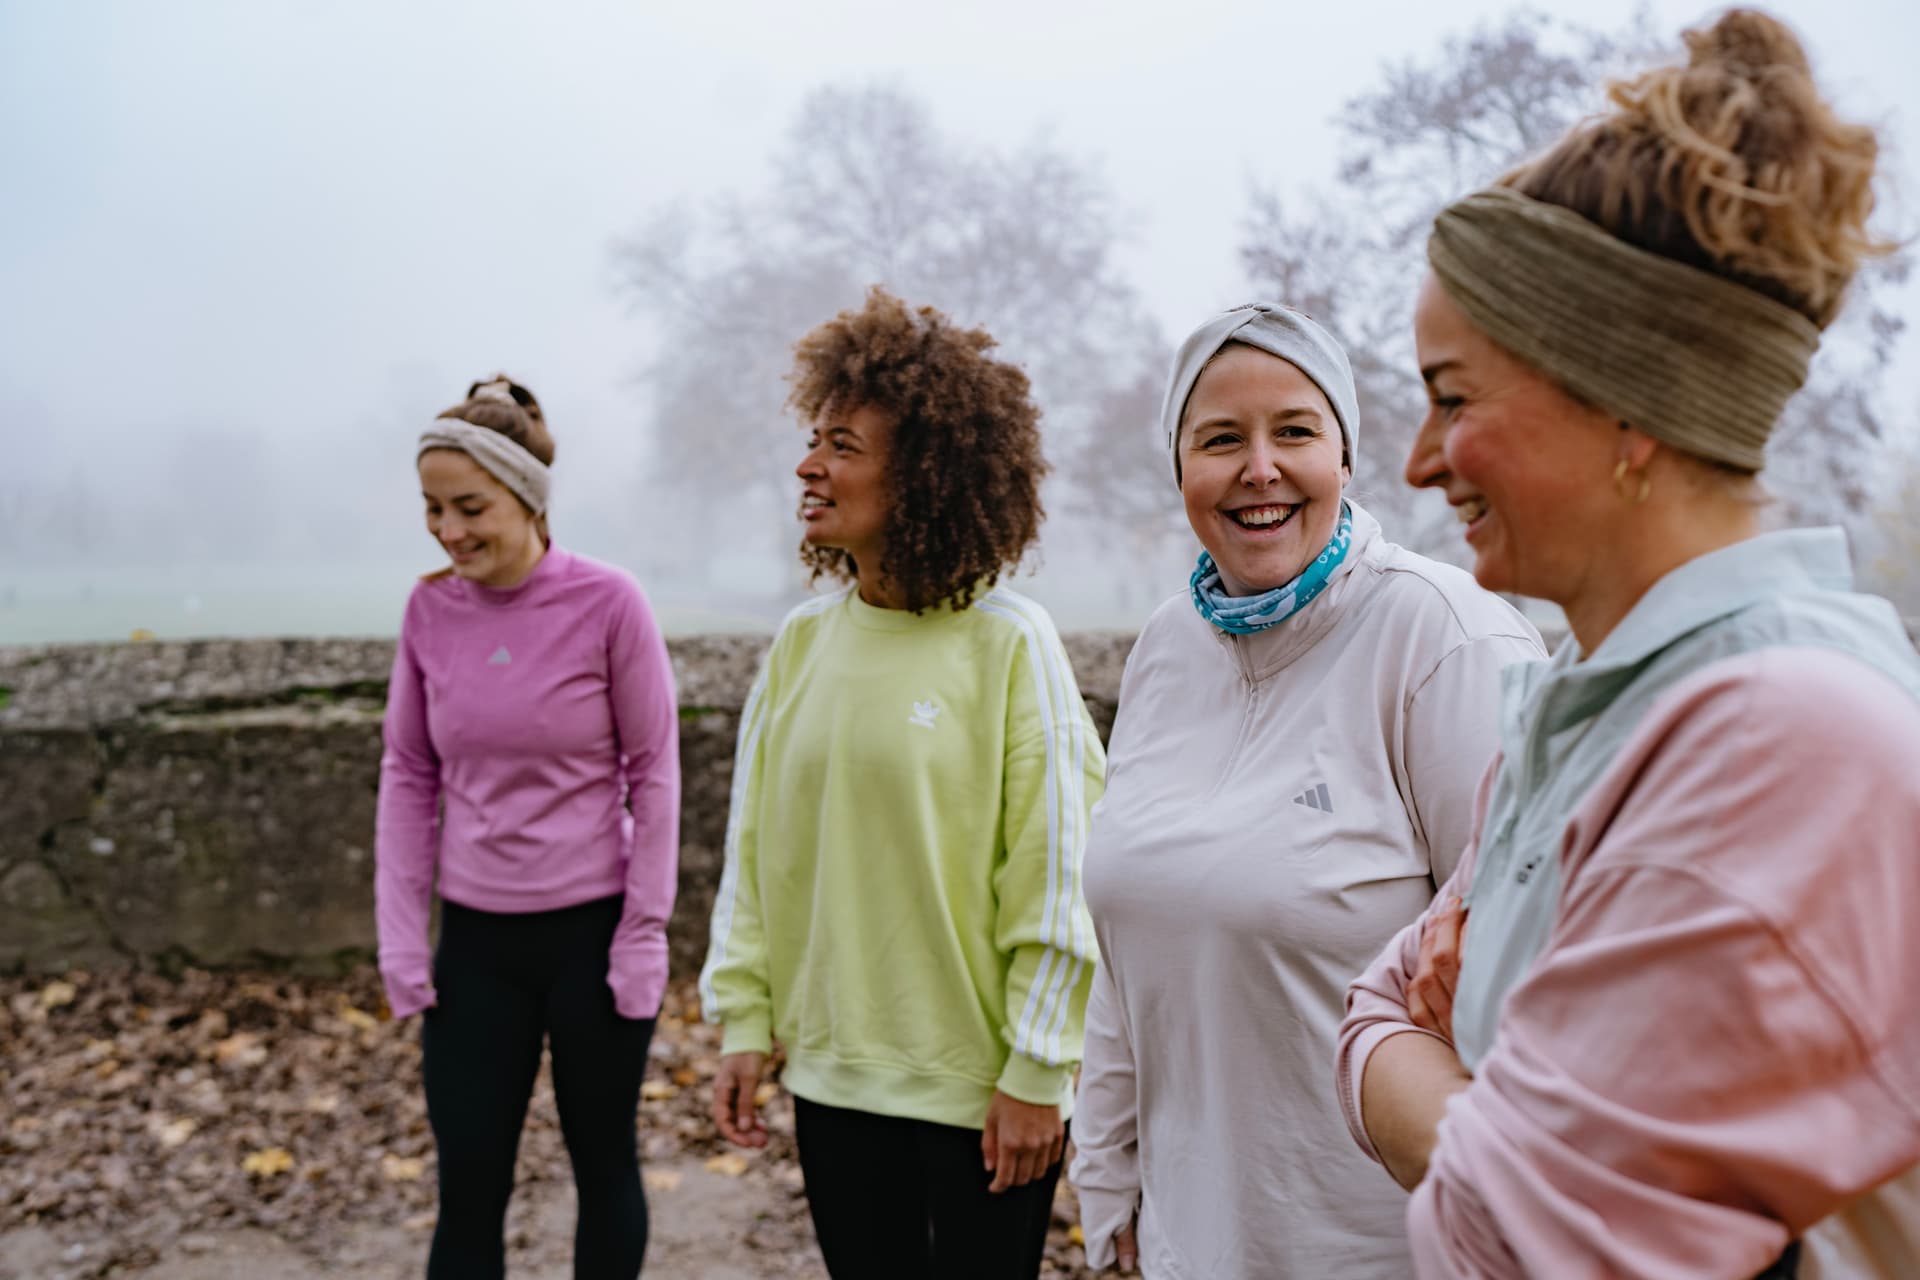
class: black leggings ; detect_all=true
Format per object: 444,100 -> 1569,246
793,1095 -> 1063,1280
422,895 -> 656,1280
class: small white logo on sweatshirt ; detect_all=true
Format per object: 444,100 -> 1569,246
488,645 -> 512,666
908,700 -> 942,729
1293,782 -> 1333,813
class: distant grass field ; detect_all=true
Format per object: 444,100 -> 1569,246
0,564 -> 779,645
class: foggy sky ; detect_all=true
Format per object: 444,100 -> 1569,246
3,0 -> 1917,641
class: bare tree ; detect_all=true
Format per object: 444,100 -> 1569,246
612,85 -> 1165,596
1856,389 -> 1920,621
1762,254 -> 1913,520
1052,364 -> 1202,610
1238,8 -> 1907,552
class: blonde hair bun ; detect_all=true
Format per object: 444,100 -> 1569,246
1508,7 -> 1888,329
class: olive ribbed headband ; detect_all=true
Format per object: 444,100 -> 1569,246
1427,187 -> 1822,470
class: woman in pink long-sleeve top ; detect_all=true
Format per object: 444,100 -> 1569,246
375,375 -> 680,1279
1335,11 -> 1920,1278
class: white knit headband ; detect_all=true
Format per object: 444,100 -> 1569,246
417,418 -> 551,516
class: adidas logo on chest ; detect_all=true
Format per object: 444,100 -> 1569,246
1293,782 -> 1333,813
486,645 -> 512,666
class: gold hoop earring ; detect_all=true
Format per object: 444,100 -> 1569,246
1612,458 -> 1652,506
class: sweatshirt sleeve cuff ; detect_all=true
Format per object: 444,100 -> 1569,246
380,965 -> 436,1019
606,945 -> 668,1021
996,1051 -> 1072,1107
1074,1183 -> 1139,1271
720,1014 -> 773,1056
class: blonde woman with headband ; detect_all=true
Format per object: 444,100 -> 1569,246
1339,11 -> 1920,1277
375,376 -> 680,1279
1068,306 -> 1542,1276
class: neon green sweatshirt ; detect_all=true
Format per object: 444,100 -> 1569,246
698,584 -> 1104,1129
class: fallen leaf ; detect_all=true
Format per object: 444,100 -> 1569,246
753,1082 -> 778,1107
101,1067 -> 144,1095
155,1118 -> 197,1148
1069,1224 -> 1086,1247
214,1033 -> 268,1069
0,971 -> 856,1275
337,1004 -> 378,1033
39,980 -> 78,1010
642,1169 -> 683,1193
380,1155 -> 425,1182
704,1153 -> 749,1178
242,1147 -> 295,1177
640,1080 -> 677,1101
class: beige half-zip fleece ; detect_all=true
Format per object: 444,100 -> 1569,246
1071,505 -> 1543,1278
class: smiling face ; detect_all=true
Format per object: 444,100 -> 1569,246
1178,344 -> 1350,596
794,401 -> 896,581
1405,273 -> 1624,602
418,448 -> 545,588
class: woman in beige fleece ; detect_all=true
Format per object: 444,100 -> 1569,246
1069,305 -> 1542,1278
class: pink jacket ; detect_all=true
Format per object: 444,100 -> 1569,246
1338,647 -> 1920,1278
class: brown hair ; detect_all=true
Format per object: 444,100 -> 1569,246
788,287 -> 1048,613
435,375 -> 556,467
1504,8 -> 1888,330
420,375 -> 553,577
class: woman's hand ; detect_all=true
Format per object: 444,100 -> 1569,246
712,1051 -> 769,1148
1407,892 -> 1468,1041
1111,1213 -> 1140,1271
982,1090 -> 1064,1193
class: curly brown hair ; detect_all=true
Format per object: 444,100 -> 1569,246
788,287 -> 1048,613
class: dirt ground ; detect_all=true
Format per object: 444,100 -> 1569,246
0,970 -> 1096,1279
0,1152 -> 825,1279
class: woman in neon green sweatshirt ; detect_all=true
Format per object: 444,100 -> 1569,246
698,287 -> 1106,1280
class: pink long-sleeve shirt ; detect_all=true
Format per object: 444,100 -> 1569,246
1337,646 -> 1920,1278
374,545 -> 681,1020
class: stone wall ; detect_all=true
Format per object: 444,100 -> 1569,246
9,616 -> 1914,980
0,635 -> 1135,979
